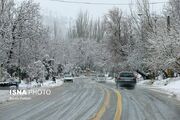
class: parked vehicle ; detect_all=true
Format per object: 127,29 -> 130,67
96,74 -> 106,83
63,74 -> 74,82
0,81 -> 19,90
115,71 -> 136,88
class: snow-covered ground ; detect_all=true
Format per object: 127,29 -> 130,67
19,79 -> 63,89
138,77 -> 180,100
105,77 -> 115,84
0,79 -> 63,103
138,80 -> 154,85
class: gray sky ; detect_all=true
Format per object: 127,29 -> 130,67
35,0 -> 168,19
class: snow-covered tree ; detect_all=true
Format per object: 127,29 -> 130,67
0,0 -> 52,80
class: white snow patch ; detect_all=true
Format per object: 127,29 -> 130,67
19,81 -> 41,89
138,77 -> 180,100
157,74 -> 164,80
152,79 -> 169,86
138,80 -> 153,85
42,79 -> 63,88
135,73 -> 144,81
0,79 -> 63,103
19,79 -> 63,89
106,77 -> 115,84
159,79 -> 180,100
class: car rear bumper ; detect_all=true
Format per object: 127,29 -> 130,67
64,79 -> 73,82
116,80 -> 136,86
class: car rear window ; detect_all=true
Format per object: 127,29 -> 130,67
64,74 -> 71,77
120,73 -> 134,77
98,74 -> 105,77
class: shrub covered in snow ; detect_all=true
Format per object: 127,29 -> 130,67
28,60 -> 46,82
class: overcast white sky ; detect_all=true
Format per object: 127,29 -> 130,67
14,0 -> 168,36
34,0 -> 168,19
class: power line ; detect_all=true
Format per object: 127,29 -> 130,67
50,0 -> 169,6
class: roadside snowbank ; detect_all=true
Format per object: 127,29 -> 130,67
138,80 -> 153,85
138,77 -> 180,100
106,77 -> 115,84
42,79 -> 63,88
0,79 -> 63,103
19,79 -> 63,89
159,80 -> 180,99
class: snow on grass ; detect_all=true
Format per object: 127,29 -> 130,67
138,80 -> 153,85
42,79 -> 63,88
19,79 -> 63,89
106,77 -> 115,84
152,77 -> 180,86
19,81 -> 41,89
159,79 -> 180,99
138,77 -> 180,100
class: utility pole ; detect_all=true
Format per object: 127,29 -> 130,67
167,16 -> 170,33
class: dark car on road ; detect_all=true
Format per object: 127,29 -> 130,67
115,71 -> 136,88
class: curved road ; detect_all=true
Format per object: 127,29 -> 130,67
105,81 -> 180,120
0,77 -> 108,120
120,87 -> 180,120
0,77 -> 180,120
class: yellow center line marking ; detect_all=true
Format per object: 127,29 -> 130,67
91,88 -> 110,120
114,90 -> 122,120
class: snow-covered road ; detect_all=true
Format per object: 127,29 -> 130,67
0,77 -> 180,120
104,81 -> 180,120
120,87 -> 180,120
0,77 -> 110,120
